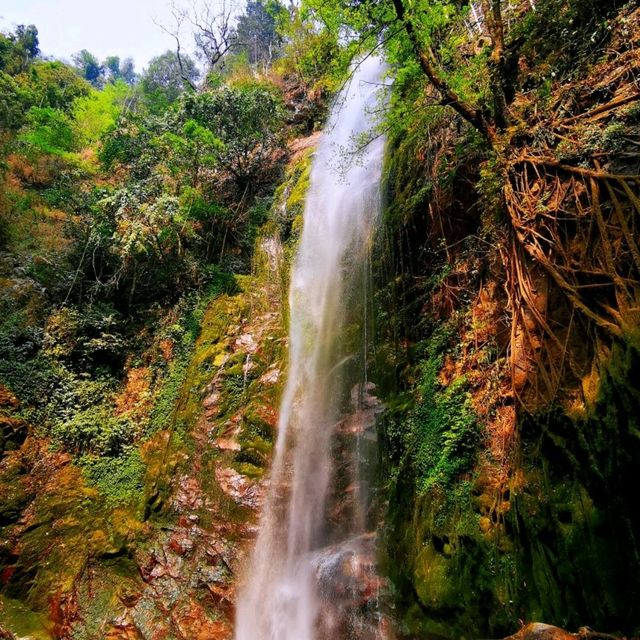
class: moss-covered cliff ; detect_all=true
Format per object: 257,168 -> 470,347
372,3 -> 640,637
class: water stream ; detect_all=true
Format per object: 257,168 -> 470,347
235,55 -> 387,640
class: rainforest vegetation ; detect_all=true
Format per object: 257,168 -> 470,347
0,0 -> 638,637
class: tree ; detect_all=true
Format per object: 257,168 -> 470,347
0,24 -> 39,75
14,24 -> 39,62
158,0 -> 236,82
119,58 -> 136,85
103,56 -> 136,85
104,56 -> 121,80
72,49 -> 104,87
234,0 -> 286,68
27,61 -> 91,112
0,72 -> 32,130
300,0 -> 511,146
140,50 -> 199,112
180,81 -> 284,188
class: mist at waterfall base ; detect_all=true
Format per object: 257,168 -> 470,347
235,56 -> 388,640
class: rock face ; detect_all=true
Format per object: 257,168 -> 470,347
0,232 -> 287,639
312,535 -> 389,640
507,623 -> 578,640
373,5 -> 640,638
98,239 -> 287,639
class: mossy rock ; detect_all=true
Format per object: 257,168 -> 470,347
384,338 -> 640,637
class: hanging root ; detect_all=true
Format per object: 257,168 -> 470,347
502,154 -> 640,408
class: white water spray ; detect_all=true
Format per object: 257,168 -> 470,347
235,55 -> 387,640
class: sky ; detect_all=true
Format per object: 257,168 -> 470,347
0,0 -> 196,71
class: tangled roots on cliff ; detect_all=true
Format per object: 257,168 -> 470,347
503,155 -> 640,410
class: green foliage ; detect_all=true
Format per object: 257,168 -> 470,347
19,106 -> 77,156
51,397 -> 137,456
384,324 -> 480,492
477,154 -> 505,221
140,50 -> 199,113
0,24 -> 39,75
72,49 -> 104,87
181,80 -> 284,185
84,182 -> 204,305
98,113 -> 161,175
277,2 -> 363,93
410,364 -> 479,492
80,447 -> 146,506
103,55 -> 136,85
234,0 -> 286,67
0,308 -> 56,411
73,81 -> 131,145
513,0 -> 622,78
43,303 -> 126,370
159,118 -> 223,186
27,61 -> 91,112
0,71 -> 33,131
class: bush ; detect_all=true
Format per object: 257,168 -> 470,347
80,446 -> 146,506
19,106 -> 77,155
51,404 -> 137,455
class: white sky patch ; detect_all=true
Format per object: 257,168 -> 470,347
0,0 -> 225,71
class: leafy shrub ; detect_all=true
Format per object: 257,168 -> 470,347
19,106 -> 77,155
51,403 -> 137,455
43,303 -> 126,372
80,446 -> 145,506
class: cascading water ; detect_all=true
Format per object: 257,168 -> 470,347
235,55 -> 387,640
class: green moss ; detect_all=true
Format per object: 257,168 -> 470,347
383,337 -> 640,637
80,447 -> 146,508
272,149 -> 314,246
0,594 -> 53,639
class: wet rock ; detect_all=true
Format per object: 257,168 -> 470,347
172,476 -> 204,512
0,626 -> 16,640
104,623 -> 141,640
258,366 -> 280,385
235,333 -> 258,354
507,624 -> 581,640
168,531 -> 194,556
313,534 -> 385,608
215,466 -> 261,509
172,599 -> 232,640
214,419 -> 242,452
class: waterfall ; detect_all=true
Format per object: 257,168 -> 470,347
235,55 -> 387,640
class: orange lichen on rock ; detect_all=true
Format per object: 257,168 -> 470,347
115,367 -> 154,418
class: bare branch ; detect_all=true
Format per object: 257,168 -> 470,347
189,0 -> 236,74
154,3 -> 198,91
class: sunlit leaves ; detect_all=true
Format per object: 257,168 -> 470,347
73,81 -> 132,145
19,106 -> 77,155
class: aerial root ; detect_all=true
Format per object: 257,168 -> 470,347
502,155 -> 640,407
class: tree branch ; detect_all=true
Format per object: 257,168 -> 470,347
390,0 -> 494,143
480,0 -> 508,127
154,4 -> 198,91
